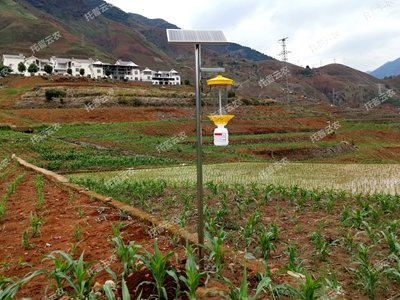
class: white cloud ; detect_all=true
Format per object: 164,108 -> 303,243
112,0 -> 399,72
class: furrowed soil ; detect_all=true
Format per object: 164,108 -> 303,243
0,161 -> 250,300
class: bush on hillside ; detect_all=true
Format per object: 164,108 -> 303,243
45,89 -> 66,101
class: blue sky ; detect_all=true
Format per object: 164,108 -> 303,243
112,0 -> 399,72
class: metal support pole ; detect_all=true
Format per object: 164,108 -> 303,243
219,88 -> 222,115
195,44 -> 204,270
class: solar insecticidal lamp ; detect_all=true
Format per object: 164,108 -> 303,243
207,75 -> 234,146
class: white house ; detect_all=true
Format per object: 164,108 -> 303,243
50,56 -> 71,75
2,54 -> 180,84
2,54 -> 52,76
2,54 -> 26,74
151,69 -> 181,85
141,67 -> 155,82
115,60 -> 140,81
24,56 -> 51,76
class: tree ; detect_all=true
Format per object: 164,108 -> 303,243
105,68 -> 111,77
184,79 -> 190,85
67,68 -> 72,75
43,64 -> 53,75
18,62 -> 26,74
79,68 -> 85,76
0,66 -> 12,77
27,63 -> 38,76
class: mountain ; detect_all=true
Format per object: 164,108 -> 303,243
368,57 -> 400,79
128,12 -> 274,62
128,13 -> 179,29
204,43 -> 274,62
1,0 -> 399,108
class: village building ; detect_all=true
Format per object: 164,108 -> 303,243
1,54 -> 180,85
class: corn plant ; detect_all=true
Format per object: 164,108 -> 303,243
110,222 -> 127,239
314,237 -> 337,262
68,189 -> 77,205
0,201 -> 6,222
22,229 -> 35,250
179,242 -> 211,300
324,271 -> 342,294
281,242 -> 305,272
76,206 -> 85,218
35,174 -> 45,209
204,228 -> 228,275
220,267 -> 271,300
255,231 -> 276,259
348,244 -> 384,298
29,211 -> 43,237
362,221 -> 377,244
46,251 -> 116,299
72,223 -> 82,241
137,239 -> 177,300
342,229 -> 355,254
384,259 -> 400,286
42,251 -> 74,293
0,269 -> 47,300
381,230 -> 400,256
6,172 -> 26,198
112,236 -> 142,276
205,180 -> 219,195
0,166 -> 14,182
269,222 -> 280,241
275,271 -> 324,300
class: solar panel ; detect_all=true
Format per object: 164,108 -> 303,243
167,29 -> 229,44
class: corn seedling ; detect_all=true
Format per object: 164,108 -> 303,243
166,234 -> 181,247
68,189 -> 77,205
362,221 -> 377,244
381,230 -> 400,256
342,229 -> 355,254
72,223 -> 82,241
112,236 -> 142,276
0,166 -> 14,182
29,211 -> 43,237
22,229 -> 35,250
281,242 -> 306,272
179,242 -> 211,300
384,259 -> 400,286
204,228 -> 228,275
0,201 -> 6,222
314,237 -> 337,262
69,240 -> 83,256
76,205 -> 85,218
47,251 -> 116,299
0,269 -> 47,299
269,222 -> 280,241
275,271 -> 324,300
255,231 -> 276,259
349,258 -> 384,298
35,174 -> 45,209
110,222 -> 126,239
42,251 -> 74,292
324,270 -> 342,294
6,172 -> 26,198
137,239 -> 177,300
220,267 -> 272,300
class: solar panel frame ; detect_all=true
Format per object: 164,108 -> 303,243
167,29 -> 229,44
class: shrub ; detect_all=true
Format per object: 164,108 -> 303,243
132,98 -> 142,107
228,90 -> 236,98
45,89 -> 66,101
